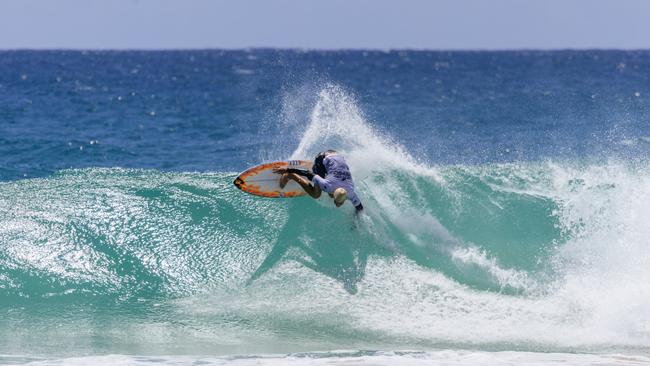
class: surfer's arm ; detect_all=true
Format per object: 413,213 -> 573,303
286,168 -> 314,180
273,167 -> 321,198
287,173 -> 321,199
273,167 -> 315,180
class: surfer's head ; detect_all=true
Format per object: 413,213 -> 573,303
313,150 -> 338,178
333,188 -> 347,207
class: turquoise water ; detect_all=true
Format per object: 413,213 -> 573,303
2,51 -> 650,365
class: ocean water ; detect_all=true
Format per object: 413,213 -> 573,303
1,50 -> 650,365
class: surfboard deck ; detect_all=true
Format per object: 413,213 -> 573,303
233,160 -> 313,198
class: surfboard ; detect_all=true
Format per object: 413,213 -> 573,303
233,160 -> 313,198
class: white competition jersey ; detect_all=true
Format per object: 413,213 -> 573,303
311,154 -> 362,208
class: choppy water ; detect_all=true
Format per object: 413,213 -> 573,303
1,50 -> 650,365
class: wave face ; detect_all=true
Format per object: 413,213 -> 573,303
2,86 -> 650,357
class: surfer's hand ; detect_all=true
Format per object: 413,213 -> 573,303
272,167 -> 287,174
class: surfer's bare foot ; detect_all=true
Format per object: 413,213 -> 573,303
279,173 -> 290,188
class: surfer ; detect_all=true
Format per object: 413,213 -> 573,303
274,150 -> 364,212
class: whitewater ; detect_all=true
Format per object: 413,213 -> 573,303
2,50 -> 650,365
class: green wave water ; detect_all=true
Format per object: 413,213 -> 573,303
0,162 -> 560,302
2,160 -> 650,355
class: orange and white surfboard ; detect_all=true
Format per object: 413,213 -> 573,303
233,160 -> 313,198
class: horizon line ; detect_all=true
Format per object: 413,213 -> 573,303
2,46 -> 650,53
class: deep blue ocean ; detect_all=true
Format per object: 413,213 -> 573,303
1,50 -> 650,365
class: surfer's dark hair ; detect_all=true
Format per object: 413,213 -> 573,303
313,150 -> 337,178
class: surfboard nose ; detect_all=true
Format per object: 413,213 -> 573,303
233,177 -> 245,190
